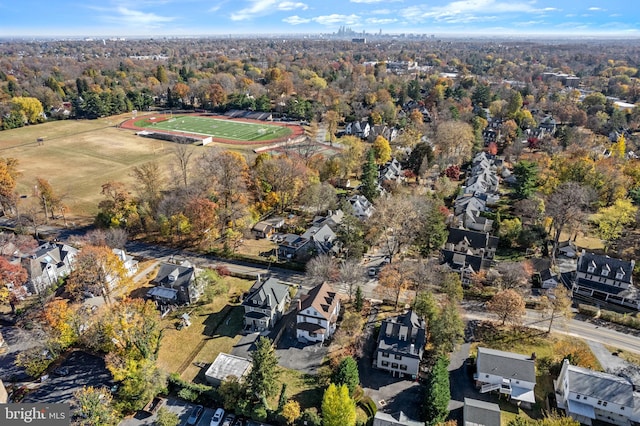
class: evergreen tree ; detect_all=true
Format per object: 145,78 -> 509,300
321,384 -> 356,426
332,357 -> 360,396
247,336 -> 280,401
278,383 -> 288,412
360,149 -> 379,201
423,356 -> 451,425
513,160 -> 538,199
354,286 -> 364,312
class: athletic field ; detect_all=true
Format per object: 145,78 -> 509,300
137,115 -> 292,142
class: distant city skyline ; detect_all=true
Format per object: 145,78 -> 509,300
0,0 -> 638,38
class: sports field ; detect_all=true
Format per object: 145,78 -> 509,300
138,115 -> 292,142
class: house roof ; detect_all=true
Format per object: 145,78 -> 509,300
441,250 -> 486,274
577,252 -> 634,284
253,221 -> 273,233
377,309 -> 426,359
476,347 -> 536,383
299,282 -> 340,321
446,228 -> 499,251
464,398 -> 501,426
152,262 -> 195,289
539,268 -> 557,282
373,411 -> 423,426
565,363 -> 635,407
205,353 -> 251,383
243,277 -> 290,311
21,242 -> 77,278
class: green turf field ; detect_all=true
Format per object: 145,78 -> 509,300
138,115 -> 292,141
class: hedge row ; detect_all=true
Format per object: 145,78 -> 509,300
577,304 -> 640,330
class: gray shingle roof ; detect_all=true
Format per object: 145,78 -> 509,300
377,309 -> 426,359
566,364 -> 635,407
577,252 -> 634,284
243,277 -> 290,310
476,347 -> 536,383
464,398 -> 501,426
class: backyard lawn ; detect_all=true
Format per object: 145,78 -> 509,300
269,367 -> 324,411
156,276 -> 253,382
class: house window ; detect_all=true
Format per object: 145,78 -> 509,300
310,333 -> 317,337
598,401 -> 602,405
391,363 -> 398,369
616,272 -> 625,280
381,361 -> 389,367
603,402 -> 608,407
382,353 -> 389,358
621,406 -> 625,410
395,355 -> 402,360
485,374 -> 489,378
400,365 -> 408,371
576,395 -> 581,400
317,318 -> 322,324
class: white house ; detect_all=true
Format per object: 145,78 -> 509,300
20,242 -> 78,295
296,282 -> 341,343
348,194 -> 374,220
555,359 -> 640,426
474,347 -> 537,407
374,309 -> 426,379
112,248 -> 138,276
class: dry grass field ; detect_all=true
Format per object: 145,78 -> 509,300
0,115 -> 263,221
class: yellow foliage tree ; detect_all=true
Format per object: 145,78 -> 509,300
11,96 -> 44,124
372,135 -> 392,164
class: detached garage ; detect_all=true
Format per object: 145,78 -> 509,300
204,353 -> 251,387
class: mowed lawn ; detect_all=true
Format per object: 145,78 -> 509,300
140,115 -> 292,142
156,277 -> 253,382
0,115 -> 258,220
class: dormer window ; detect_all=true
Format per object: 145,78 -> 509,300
587,261 -> 596,274
616,268 -> 625,280
601,264 -> 610,277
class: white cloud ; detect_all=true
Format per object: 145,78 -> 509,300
98,6 -> 176,27
283,15 -> 310,24
371,9 -> 392,15
350,0 -> 400,3
588,7 -> 604,11
279,2 -> 308,11
365,18 -> 398,25
312,14 -> 361,25
231,0 -> 307,20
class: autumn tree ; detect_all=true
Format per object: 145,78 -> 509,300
323,110 -> 341,143
281,400 -> 301,425
593,198 -> 637,252
0,256 -> 28,310
65,245 -> 133,304
41,299 -> 80,350
255,155 -> 309,213
495,261 -> 533,293
299,182 -> 337,216
96,181 -> 136,229
321,383 -> 356,426
35,177 -> 63,221
0,157 -> 19,215
486,289 -> 526,327
541,285 -> 573,333
184,197 -> 219,244
434,120 -> 475,165
376,263 -> 410,309
372,135 -> 392,164
73,386 -> 119,426
11,96 -> 44,124
130,161 -> 165,211
246,336 -> 280,400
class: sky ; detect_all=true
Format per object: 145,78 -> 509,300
0,0 -> 638,38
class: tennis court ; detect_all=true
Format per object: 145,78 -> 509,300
142,115 -> 292,142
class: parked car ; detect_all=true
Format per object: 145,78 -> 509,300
187,405 -> 204,425
210,408 -> 225,426
222,413 -> 236,426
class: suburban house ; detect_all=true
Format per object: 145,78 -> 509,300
345,120 -> 371,139
296,282 -> 341,343
539,268 -> 560,289
147,261 -> 200,305
20,242 -> 78,295
242,277 -> 290,332
474,347 -> 537,407
374,309 -> 426,379
574,250 -> 635,297
368,125 -> 399,144
278,224 -> 338,260
348,194 -> 375,220
112,248 -> 138,276
379,158 -> 404,183
441,228 -> 499,285
312,210 -> 344,230
373,411 -> 423,426
464,398 -> 501,426
252,216 -> 285,239
555,359 -> 640,426
205,353 -> 252,386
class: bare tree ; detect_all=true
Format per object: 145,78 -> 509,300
541,285 -> 574,333
546,182 -> 592,262
130,161 -> 165,210
306,254 -> 339,286
495,261 -> 533,293
338,259 -> 364,300
172,142 -> 194,189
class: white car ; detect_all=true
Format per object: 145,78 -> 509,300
210,408 -> 225,426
